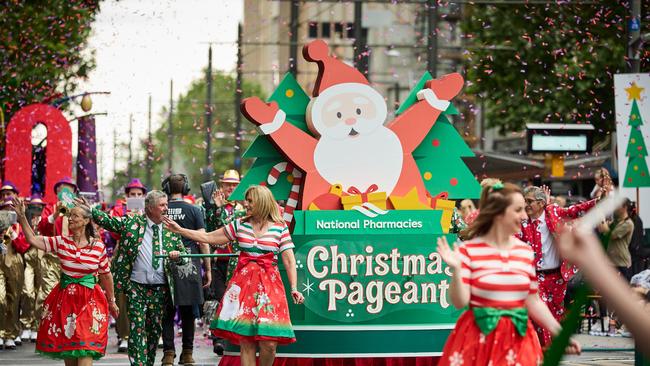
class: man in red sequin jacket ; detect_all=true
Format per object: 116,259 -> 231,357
518,185 -> 597,346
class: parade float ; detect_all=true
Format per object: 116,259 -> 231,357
224,39 -> 481,366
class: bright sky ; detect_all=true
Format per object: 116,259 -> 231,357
77,0 -> 242,189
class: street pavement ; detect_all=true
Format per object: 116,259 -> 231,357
0,325 -> 221,366
0,329 -> 635,365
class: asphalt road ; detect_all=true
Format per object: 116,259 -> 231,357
0,329 -> 636,365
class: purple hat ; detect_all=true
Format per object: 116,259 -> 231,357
29,193 -> 46,206
0,181 -> 19,194
54,177 -> 78,193
125,178 -> 147,194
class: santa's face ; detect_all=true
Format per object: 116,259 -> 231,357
308,83 -> 387,140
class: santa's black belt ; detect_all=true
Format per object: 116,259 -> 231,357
537,267 -> 561,275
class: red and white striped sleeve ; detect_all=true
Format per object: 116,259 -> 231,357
97,242 -> 110,275
223,219 -> 239,242
43,236 -> 62,253
458,242 -> 472,285
278,223 -> 295,253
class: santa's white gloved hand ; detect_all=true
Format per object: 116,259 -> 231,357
416,89 -> 450,111
258,110 -> 286,135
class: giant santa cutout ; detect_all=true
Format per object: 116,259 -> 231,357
242,40 -> 463,209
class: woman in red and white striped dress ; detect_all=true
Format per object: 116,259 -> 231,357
13,199 -> 118,365
436,183 -> 580,366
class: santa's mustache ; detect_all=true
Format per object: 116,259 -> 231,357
325,117 -> 380,137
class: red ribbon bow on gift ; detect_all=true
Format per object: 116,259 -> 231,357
347,184 -> 379,203
429,191 -> 449,209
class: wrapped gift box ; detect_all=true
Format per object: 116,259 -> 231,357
341,185 -> 387,210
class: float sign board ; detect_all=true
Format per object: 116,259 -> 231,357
268,209 -> 460,358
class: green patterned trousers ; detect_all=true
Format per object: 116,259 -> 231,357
126,282 -> 169,366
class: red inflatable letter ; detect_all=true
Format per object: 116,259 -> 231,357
5,104 -> 72,203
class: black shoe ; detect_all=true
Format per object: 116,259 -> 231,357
213,341 -> 225,356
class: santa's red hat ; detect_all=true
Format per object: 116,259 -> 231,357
303,40 -> 369,97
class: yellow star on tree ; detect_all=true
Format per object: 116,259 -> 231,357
625,82 -> 645,101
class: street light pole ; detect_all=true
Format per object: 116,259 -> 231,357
427,0 -> 438,77
234,23 -> 243,172
288,1 -> 300,76
205,45 -> 213,180
628,0 -> 641,73
168,79 -> 174,173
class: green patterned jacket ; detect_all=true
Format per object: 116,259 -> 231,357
91,208 -> 188,303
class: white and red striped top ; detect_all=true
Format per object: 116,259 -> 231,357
458,239 -> 538,309
224,219 -> 295,257
43,236 -> 110,277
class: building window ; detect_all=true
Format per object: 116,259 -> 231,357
334,23 -> 344,37
308,22 -> 318,38
321,22 -> 331,38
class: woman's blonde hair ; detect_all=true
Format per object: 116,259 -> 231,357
245,185 -> 283,224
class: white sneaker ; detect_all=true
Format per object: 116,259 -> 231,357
5,339 -> 16,349
30,330 -> 37,342
14,336 -> 21,346
118,339 -> 128,352
20,330 -> 31,340
157,336 -> 163,348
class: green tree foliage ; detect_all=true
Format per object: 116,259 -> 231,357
0,0 -> 100,117
461,3 -> 627,135
111,71 -> 266,197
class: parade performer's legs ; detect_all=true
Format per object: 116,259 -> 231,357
35,254 -> 61,323
161,301 -> 176,354
64,357 -> 93,366
535,270 -> 567,346
20,248 -> 39,335
0,255 -> 25,342
259,340 -> 278,366
163,303 -> 196,352
210,260 -> 228,354
115,292 -> 130,347
239,340 -> 257,366
127,283 -> 168,366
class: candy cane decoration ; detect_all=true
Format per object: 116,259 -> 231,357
267,162 -> 302,226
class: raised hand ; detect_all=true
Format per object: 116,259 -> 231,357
241,98 -> 280,127
162,216 -> 182,234
421,73 -> 464,105
541,185 -> 552,205
437,236 -> 462,269
212,189 -> 226,207
73,197 -> 91,211
10,197 -> 26,219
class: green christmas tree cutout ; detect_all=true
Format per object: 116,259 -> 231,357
623,94 -> 650,187
398,72 -> 480,199
231,73 -> 312,201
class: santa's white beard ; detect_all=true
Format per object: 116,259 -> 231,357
313,127 -> 403,195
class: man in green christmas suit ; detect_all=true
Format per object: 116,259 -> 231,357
84,190 -> 188,366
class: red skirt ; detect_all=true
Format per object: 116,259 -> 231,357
438,310 -> 542,366
210,252 -> 296,345
36,282 -> 109,360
